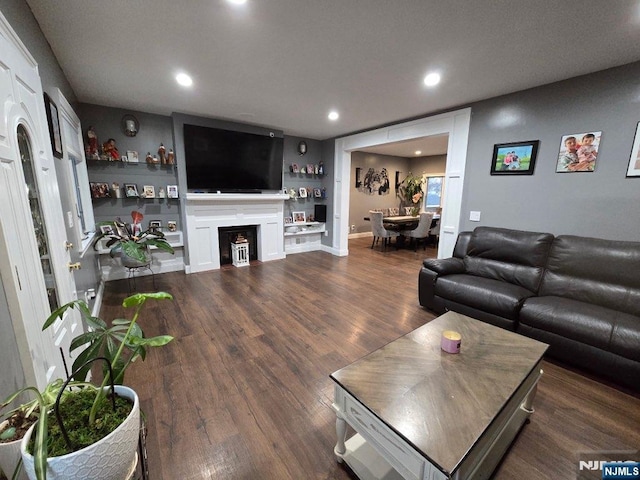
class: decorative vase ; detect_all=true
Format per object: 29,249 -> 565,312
110,245 -> 150,268
21,386 -> 140,480
410,206 -> 420,216
0,435 -> 29,480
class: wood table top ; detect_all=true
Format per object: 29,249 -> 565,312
330,311 -> 549,474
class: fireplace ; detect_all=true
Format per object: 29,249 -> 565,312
218,225 -> 258,265
184,193 -> 287,273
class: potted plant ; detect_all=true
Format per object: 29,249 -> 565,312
1,380 -> 92,480
17,292 -> 173,480
97,211 -> 174,266
397,173 -> 424,216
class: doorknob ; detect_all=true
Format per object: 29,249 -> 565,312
65,241 -> 74,251
68,262 -> 81,271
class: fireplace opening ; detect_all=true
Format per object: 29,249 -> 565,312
218,225 -> 258,265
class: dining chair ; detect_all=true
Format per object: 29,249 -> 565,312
400,212 -> 434,251
429,216 -> 441,246
369,211 -> 400,250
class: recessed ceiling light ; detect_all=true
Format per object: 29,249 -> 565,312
423,72 -> 441,87
415,150 -> 422,155
176,73 -> 193,87
227,0 -> 247,4
328,111 -> 339,121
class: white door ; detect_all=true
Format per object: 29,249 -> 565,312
0,12 -> 78,389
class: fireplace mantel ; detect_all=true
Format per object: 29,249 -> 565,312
184,193 -> 287,272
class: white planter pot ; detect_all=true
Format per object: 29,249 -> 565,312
20,386 -> 139,480
0,435 -> 29,480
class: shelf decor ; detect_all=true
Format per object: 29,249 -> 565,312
121,114 -> 139,137
292,211 -> 306,223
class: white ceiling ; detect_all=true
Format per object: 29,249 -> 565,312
26,0 -> 640,148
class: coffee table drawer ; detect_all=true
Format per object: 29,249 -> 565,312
341,390 -> 444,480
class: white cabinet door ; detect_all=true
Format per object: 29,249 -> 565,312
0,12 -> 78,389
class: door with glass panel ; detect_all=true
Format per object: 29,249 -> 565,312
0,12 -> 78,389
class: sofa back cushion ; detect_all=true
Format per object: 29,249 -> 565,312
464,227 -> 554,293
539,235 -> 640,316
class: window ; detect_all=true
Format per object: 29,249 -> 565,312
424,176 -> 444,208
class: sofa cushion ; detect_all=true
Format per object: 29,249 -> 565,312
520,296 -> 640,362
435,274 -> 536,320
539,235 -> 640,317
464,227 -> 554,293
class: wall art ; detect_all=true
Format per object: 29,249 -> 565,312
556,131 -> 602,172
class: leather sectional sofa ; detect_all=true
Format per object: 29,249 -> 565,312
419,226 -> 639,391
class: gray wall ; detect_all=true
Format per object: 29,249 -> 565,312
77,104 -> 180,229
460,61 -> 640,240
349,153 -> 447,234
283,135 -> 327,224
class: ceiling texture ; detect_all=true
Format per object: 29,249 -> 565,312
26,0 -> 640,152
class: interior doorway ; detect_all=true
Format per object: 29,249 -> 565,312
332,108 -> 471,259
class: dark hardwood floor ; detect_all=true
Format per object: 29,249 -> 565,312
99,237 -> 640,480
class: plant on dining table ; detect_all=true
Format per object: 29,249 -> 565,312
397,173 -> 425,216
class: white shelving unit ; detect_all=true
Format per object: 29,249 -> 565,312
284,222 -> 325,254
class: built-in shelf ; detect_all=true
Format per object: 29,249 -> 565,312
95,230 -> 183,254
284,222 -> 326,237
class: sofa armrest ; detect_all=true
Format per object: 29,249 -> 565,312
422,257 -> 465,275
419,258 -> 465,311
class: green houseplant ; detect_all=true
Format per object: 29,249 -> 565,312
397,173 -> 425,216
17,291 -> 174,480
98,211 -> 174,265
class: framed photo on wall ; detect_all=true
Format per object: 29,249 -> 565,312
43,93 -> 63,158
490,140 -> 539,175
124,183 -> 139,197
556,131 -> 602,172
626,122 -> 640,177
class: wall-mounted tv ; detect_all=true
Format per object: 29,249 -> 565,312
183,123 -> 284,193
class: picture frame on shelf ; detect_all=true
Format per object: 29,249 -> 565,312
167,220 -> 177,232
127,150 -> 139,163
307,164 -> 314,174
90,182 -> 111,198
292,211 -> 306,223
291,163 -> 299,173
43,92 -> 63,158
142,185 -> 155,198
284,216 -> 292,224
299,187 -> 307,198
99,224 -> 114,235
313,188 -> 321,198
167,185 -> 179,198
149,220 -> 162,232
626,122 -> 640,177
125,183 -> 139,197
490,140 -> 539,175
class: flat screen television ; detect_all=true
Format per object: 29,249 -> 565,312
183,123 -> 284,193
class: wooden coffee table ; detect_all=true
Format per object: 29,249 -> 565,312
330,311 -> 548,480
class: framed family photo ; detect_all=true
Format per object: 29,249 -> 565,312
626,122 -> 640,177
556,131 -> 602,173
490,140 -> 539,175
292,211 -> 306,223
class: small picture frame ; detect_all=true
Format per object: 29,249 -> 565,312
149,220 -> 162,232
43,92 -> 63,158
313,188 -> 321,198
284,216 -> 292,224
307,164 -> 314,174
556,131 -> 602,173
125,183 -> 139,197
99,224 -> 115,235
299,187 -> 307,198
490,140 -> 539,175
626,122 -> 640,177
142,185 -> 155,198
90,182 -> 111,198
127,150 -> 139,163
167,185 -> 179,198
291,163 -> 299,173
120,156 -> 128,163
167,220 -> 177,232
292,211 -> 306,223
